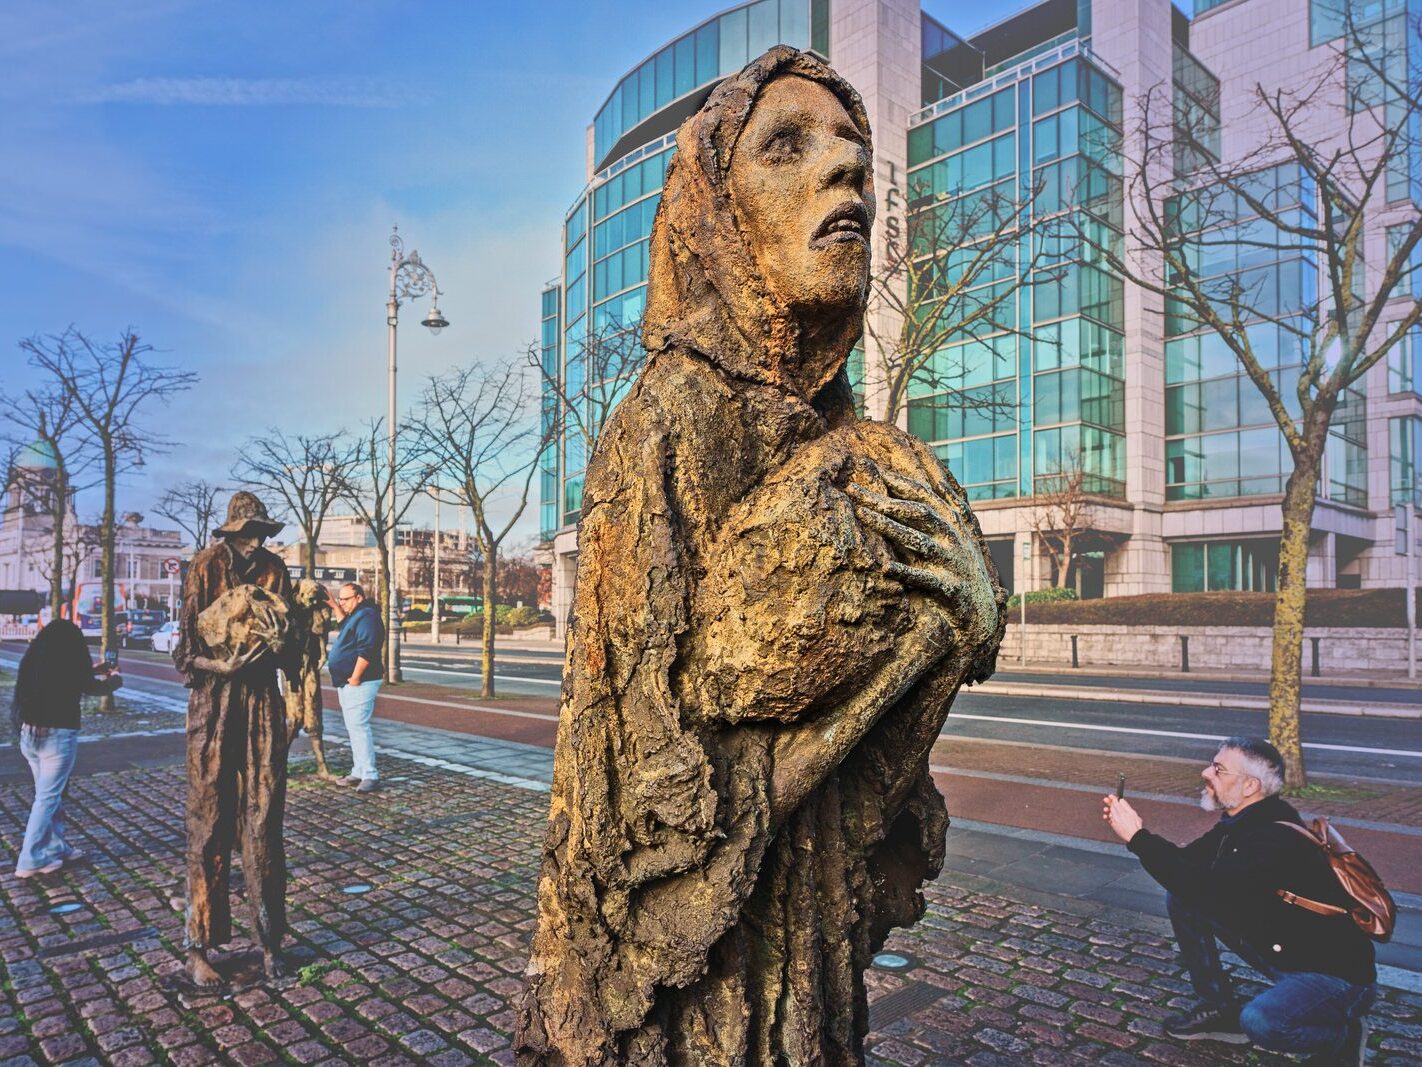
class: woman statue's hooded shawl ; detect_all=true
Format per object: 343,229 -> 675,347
516,47 -> 1005,1066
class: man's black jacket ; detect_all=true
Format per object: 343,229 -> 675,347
1129,794 -> 1375,985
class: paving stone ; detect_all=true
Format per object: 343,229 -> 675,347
0,747 -> 1414,1067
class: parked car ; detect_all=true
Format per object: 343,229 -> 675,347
149,620 -> 180,654
122,609 -> 169,649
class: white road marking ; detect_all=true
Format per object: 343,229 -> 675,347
401,664 -> 562,687
944,712 -> 1422,759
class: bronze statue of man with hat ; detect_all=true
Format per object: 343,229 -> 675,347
173,490 -> 295,987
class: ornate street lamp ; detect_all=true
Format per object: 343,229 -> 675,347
386,225 -> 448,682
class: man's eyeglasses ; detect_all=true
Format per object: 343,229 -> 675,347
1208,761 -> 1254,779
336,594 -> 358,604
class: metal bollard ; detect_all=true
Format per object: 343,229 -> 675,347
1071,634 -> 1080,669
455,630 -> 461,646
1180,634 -> 1190,673
1310,636 -> 1321,677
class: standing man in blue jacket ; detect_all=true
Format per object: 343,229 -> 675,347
326,583 -> 385,793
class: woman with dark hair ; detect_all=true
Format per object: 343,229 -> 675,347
10,618 -> 120,878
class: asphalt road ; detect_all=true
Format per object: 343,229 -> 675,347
11,641 -> 1417,787
391,647 -> 1422,784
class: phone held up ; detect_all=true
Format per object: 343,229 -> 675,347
103,650 -> 119,671
1116,773 -> 1126,800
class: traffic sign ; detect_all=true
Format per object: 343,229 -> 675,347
163,557 -> 181,575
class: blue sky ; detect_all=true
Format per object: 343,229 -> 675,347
0,0 -> 1025,544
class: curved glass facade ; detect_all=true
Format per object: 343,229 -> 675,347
592,0 -> 828,172
547,0 -> 828,536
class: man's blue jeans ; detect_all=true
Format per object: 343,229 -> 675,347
337,680 -> 381,781
1167,891 -> 1375,1056
16,727 -> 79,873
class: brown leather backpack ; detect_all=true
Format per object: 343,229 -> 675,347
1275,818 -> 1396,942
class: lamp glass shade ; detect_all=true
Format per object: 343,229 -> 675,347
421,306 -> 449,335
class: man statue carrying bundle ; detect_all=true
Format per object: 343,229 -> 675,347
174,490 -> 293,987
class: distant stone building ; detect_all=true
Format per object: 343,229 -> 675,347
0,440 -> 185,615
268,514 -> 483,604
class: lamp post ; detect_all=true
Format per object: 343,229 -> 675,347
386,225 -> 449,683
431,484 -> 442,646
1020,536 -> 1031,666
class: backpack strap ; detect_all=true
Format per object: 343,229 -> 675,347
1277,888 -> 1350,916
1272,820 -> 1352,918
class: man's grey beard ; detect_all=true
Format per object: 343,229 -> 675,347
1199,787 -> 1220,812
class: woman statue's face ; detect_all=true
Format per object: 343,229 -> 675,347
727,75 -> 874,319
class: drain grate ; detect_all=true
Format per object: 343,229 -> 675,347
37,925 -> 158,960
868,980 -> 948,1031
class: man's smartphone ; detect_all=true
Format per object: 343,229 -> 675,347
1116,773 -> 1126,800
103,650 -> 119,671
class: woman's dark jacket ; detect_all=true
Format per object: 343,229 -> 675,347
1129,793 -> 1375,985
12,621 -> 117,732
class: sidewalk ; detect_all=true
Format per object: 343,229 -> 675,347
3,724 -> 1421,1066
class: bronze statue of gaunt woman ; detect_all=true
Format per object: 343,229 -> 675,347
517,47 -> 1005,1066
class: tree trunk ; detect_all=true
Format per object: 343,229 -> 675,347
376,542 -> 392,677
1054,537 -> 1073,589
48,463 -> 68,619
481,543 -> 497,699
99,444 -> 116,711
1269,454 -> 1321,790
306,533 -> 318,574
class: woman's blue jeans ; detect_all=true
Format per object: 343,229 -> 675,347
1167,891 -> 1375,1057
16,727 -> 79,873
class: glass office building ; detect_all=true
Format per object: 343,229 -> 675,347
541,0 -> 1421,624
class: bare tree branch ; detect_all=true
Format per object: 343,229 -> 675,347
231,430 -> 359,573
407,359 -> 553,698
154,479 -> 225,554
20,328 -> 196,676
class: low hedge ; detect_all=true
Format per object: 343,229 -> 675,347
1006,587 -> 1078,610
1016,588 -> 1413,628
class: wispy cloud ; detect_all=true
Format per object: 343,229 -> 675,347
79,76 -> 417,108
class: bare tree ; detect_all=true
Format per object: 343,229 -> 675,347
332,418 -> 430,677
23,516 -> 98,617
528,317 -> 643,458
1029,449 -> 1093,592
1075,17 -> 1422,786
0,377 -> 95,618
232,430 -> 358,573
867,176 -> 1055,424
23,329 -> 196,693
410,359 -> 550,698
154,479 -> 224,554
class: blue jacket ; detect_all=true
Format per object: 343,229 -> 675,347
328,601 -> 385,687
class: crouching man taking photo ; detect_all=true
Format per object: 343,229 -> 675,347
1103,736 -> 1375,1064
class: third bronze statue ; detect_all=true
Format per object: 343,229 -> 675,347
516,47 -> 1005,1066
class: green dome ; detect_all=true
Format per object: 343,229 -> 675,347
15,440 -> 60,470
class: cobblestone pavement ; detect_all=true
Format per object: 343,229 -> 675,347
1,737 -> 1420,1066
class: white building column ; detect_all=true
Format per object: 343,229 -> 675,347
830,0 -> 921,424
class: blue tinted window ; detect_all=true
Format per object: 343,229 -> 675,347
655,49 -> 674,109
696,23 -> 719,82
748,0 -> 777,56
675,35 -> 697,96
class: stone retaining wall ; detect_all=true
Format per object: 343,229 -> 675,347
999,623 -> 1413,674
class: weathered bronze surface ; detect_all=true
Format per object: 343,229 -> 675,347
174,492 -> 294,986
284,579 -> 333,777
515,48 -> 1005,1066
